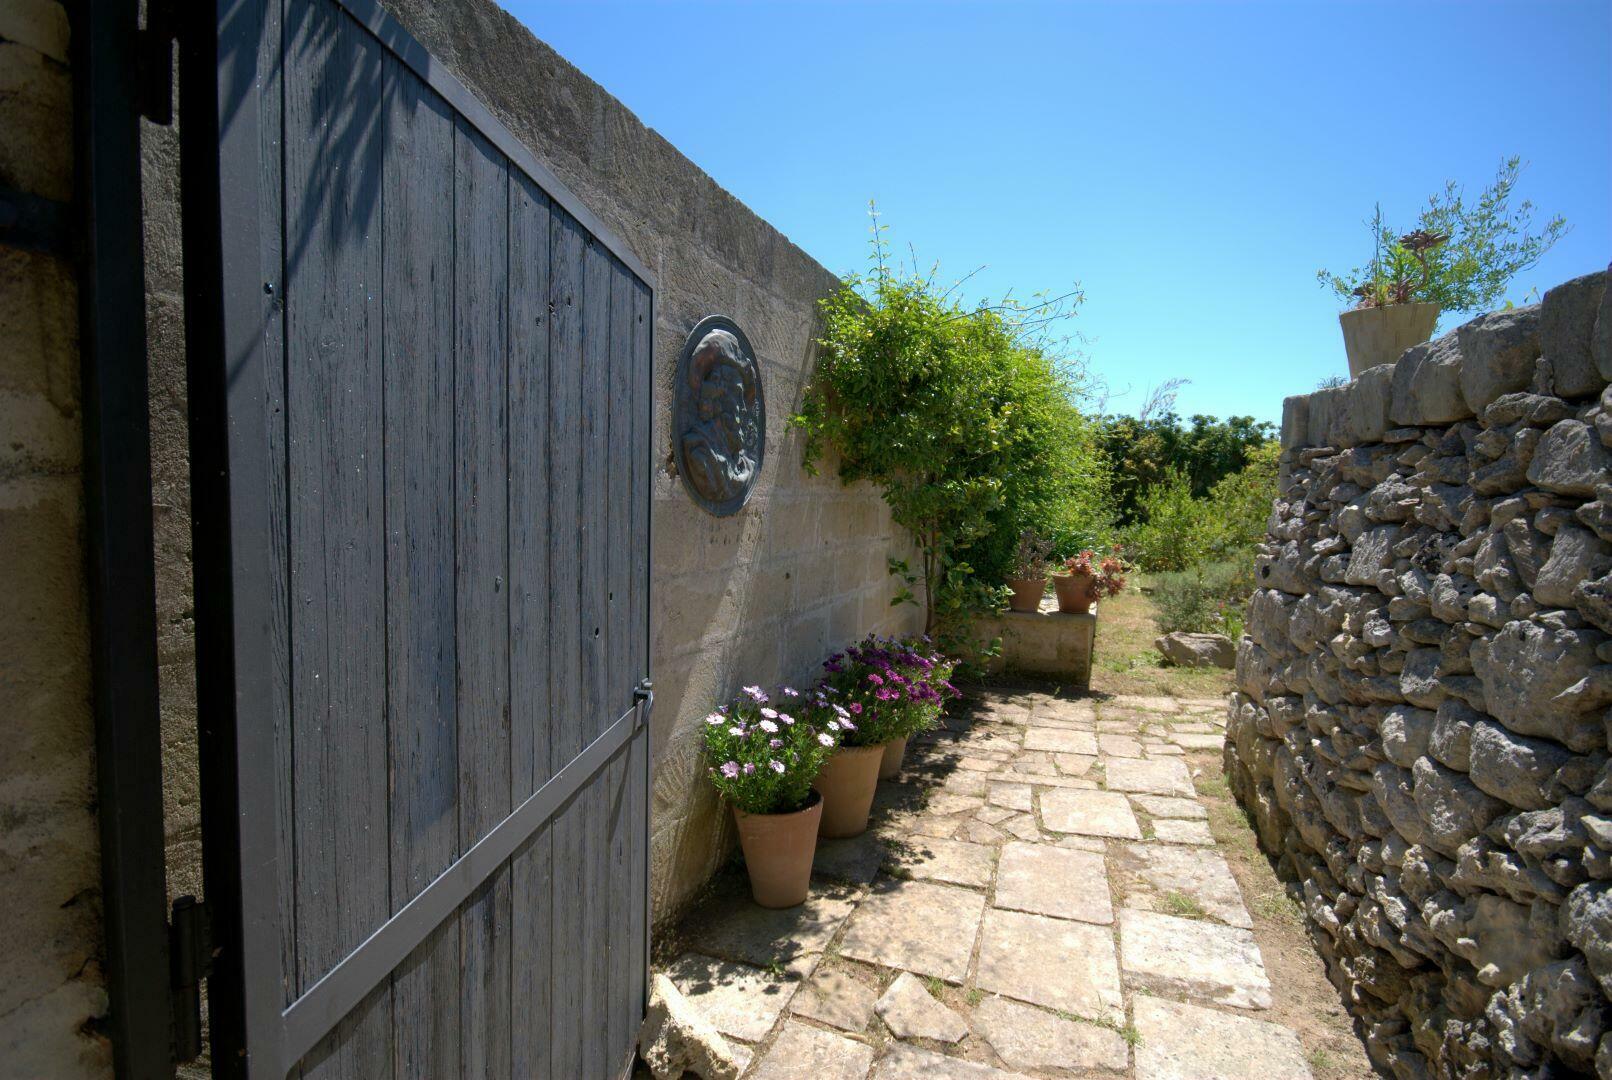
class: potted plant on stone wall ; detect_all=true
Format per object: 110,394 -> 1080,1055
1005,528 -> 1054,613
703,685 -> 839,908
1053,548 -> 1129,613
1317,157 -> 1568,378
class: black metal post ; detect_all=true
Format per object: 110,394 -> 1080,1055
71,0 -> 176,1075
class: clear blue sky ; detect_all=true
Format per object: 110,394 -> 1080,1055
506,0 -> 1611,424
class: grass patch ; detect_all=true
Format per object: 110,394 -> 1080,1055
1255,889 -> 1304,924
965,987 -> 984,1007
1195,772 -> 1231,799
1159,890 -> 1208,919
923,975 -> 946,998
1056,1009 -> 1143,1047
1309,1047 -> 1336,1073
1089,579 -> 1237,699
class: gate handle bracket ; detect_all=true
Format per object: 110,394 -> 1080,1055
633,679 -> 654,727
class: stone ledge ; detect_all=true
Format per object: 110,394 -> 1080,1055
972,609 -> 1096,688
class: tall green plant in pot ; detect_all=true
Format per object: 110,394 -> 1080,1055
703,684 -> 841,907
1318,157 -> 1567,377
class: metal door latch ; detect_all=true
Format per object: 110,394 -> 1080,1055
633,679 -> 654,725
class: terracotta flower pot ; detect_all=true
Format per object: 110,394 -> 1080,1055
1053,572 -> 1098,614
732,790 -> 822,908
814,744 -> 885,838
1338,302 -> 1440,378
878,736 -> 908,780
1006,576 -> 1046,613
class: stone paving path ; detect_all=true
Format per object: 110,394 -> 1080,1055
661,688 -> 1317,1079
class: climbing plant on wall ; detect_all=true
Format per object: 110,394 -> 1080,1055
794,208 -> 1110,639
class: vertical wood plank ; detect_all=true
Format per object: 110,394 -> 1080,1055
453,119 -> 512,1080
282,2 -> 394,1075
257,0 -> 296,1031
508,171 -> 554,1078
630,279 -> 653,1020
578,239 -> 613,1079
546,209 -> 587,1078
380,57 -> 459,1080
605,260 -> 636,1058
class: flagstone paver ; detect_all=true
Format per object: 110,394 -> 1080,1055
1023,726 -> 1099,754
1115,843 -> 1253,927
791,966 -> 879,1032
972,995 -> 1131,1072
665,952 -> 799,1043
874,972 -> 968,1043
994,842 -> 1113,924
976,908 -> 1124,1021
664,686 -> 1319,1079
874,1043 -> 1032,1079
1040,788 -> 1143,839
885,835 -> 996,888
1132,997 -> 1312,1079
838,880 -> 985,982
1099,733 -> 1144,757
1103,756 -> 1196,797
1129,794 -> 1207,819
1150,817 -> 1215,845
682,887 -> 859,973
1119,909 -> 1273,1009
749,1021 -> 876,1080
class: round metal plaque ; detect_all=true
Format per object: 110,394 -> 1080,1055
673,315 -> 765,516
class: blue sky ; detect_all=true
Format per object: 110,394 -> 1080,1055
506,0 -> 1611,424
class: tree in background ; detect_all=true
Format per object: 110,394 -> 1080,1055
1094,408 -> 1274,526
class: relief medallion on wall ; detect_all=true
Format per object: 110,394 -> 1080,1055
674,315 -> 765,516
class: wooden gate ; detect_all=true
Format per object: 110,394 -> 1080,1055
182,0 -> 653,1075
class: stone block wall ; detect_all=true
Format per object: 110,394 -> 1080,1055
0,2 -> 114,1074
139,0 -> 922,930
1226,268 -> 1612,1078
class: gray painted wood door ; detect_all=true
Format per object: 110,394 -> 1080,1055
185,1 -> 653,1075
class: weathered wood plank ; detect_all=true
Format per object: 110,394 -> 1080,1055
257,0 -> 296,1029
605,258 -> 636,1058
508,170 -> 554,1078
579,238 -> 613,1079
282,3 -> 394,1075
380,55 -> 459,1080
453,118 -> 512,1080
630,278 -> 653,1020
547,209 -> 587,1078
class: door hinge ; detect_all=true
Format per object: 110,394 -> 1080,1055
169,895 -> 213,1063
138,0 -> 179,125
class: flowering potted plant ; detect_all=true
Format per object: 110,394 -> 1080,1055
1054,548 -> 1128,614
1005,528 -> 1054,613
874,636 -> 960,778
702,684 -> 840,907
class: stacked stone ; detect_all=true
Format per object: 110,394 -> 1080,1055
1225,269 -> 1612,1079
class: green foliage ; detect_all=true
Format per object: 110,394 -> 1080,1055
1123,442 -> 1278,573
701,685 -> 839,815
1318,157 -> 1568,314
1094,412 -> 1273,525
796,209 -> 1110,634
1151,560 -> 1253,636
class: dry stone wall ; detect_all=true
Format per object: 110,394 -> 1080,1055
1226,268 -> 1612,1079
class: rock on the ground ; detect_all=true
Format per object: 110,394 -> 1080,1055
874,971 -> 968,1043
1156,631 -> 1237,669
638,973 -> 742,1080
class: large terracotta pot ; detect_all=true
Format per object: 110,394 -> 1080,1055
878,736 -> 908,780
814,744 -> 884,838
732,790 -> 822,908
1006,577 -> 1046,613
1338,302 -> 1440,378
1053,572 -> 1098,614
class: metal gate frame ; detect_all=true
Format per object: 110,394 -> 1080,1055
181,1 -> 656,1073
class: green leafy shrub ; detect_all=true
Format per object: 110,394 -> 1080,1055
1151,561 -> 1253,636
796,210 -> 1110,636
1095,410 -> 1273,525
1123,442 -> 1278,573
